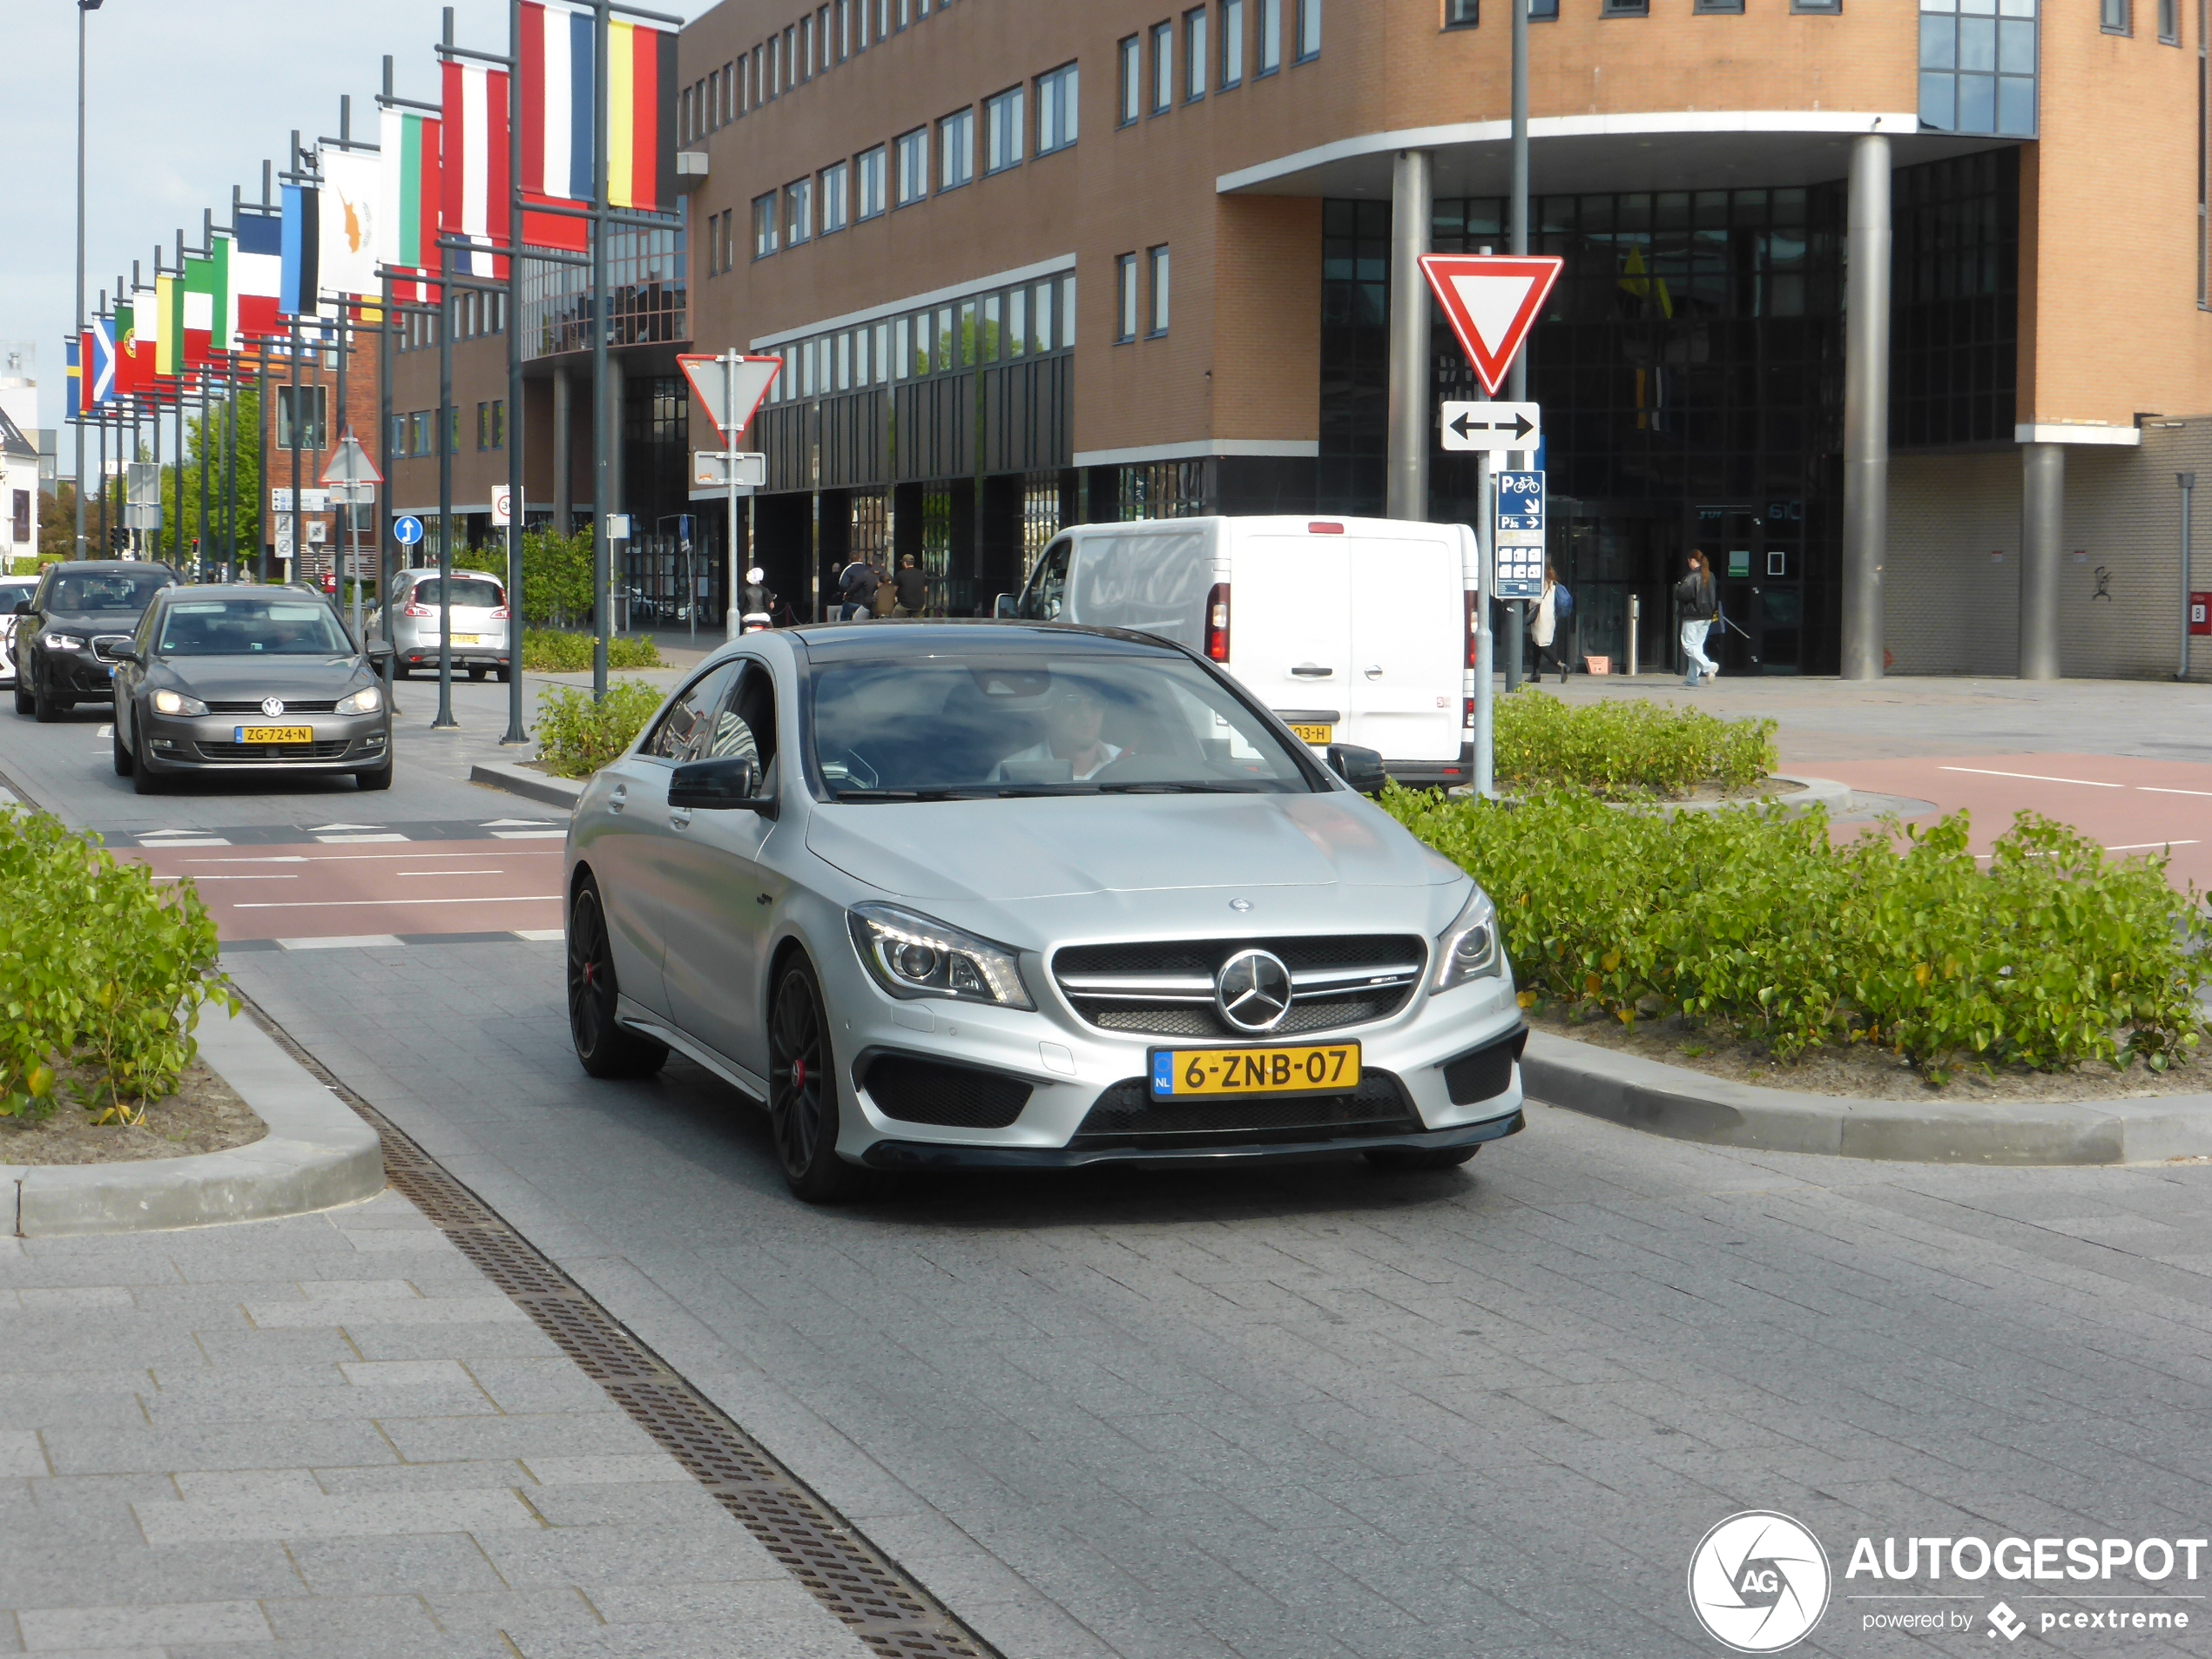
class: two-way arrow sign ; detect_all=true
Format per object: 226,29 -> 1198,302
1440,401 -> 1541,453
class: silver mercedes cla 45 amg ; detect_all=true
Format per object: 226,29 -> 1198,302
563,622 -> 1526,1201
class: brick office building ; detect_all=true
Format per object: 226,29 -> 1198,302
257,320 -> 384,585
410,0 -> 2212,678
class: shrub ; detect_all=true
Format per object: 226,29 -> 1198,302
455,529 -> 594,625
534,680 -> 666,778
0,809 -> 234,1123
1383,786 -> 2209,1076
521,631 -> 664,674
1494,691 -> 1778,799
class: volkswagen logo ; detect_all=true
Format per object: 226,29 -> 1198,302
260,697 -> 286,718
1215,948 -> 1293,1034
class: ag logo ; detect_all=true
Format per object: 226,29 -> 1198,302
1687,1511 -> 1831,1653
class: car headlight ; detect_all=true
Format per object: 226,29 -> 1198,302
335,685 -> 383,714
151,689 -> 208,716
43,632 -> 85,651
847,902 -> 1034,1010
1432,883 -> 1504,993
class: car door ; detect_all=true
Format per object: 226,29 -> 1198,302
657,659 -> 784,1080
586,661 -> 739,1018
1018,537 -> 1072,621
113,598 -> 161,750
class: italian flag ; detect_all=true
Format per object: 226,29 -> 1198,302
183,243 -> 226,365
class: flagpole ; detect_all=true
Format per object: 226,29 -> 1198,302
591,0 -> 610,703
435,10 -> 458,736
73,0 -> 94,557
378,268 -> 397,705
503,0 -> 529,745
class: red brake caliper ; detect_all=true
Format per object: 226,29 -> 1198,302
792,1057 -> 808,1089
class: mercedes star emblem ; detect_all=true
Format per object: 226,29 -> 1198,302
260,698 -> 286,718
1215,948 -> 1294,1034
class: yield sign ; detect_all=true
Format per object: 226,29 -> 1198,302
319,428 -> 384,488
1418,254 -> 1564,396
678,352 -> 784,447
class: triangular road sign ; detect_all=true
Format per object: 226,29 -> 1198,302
320,428 -> 384,487
1418,255 -> 1565,396
678,352 -> 784,447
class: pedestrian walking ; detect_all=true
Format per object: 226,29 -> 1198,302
892,553 -> 928,618
1529,564 -> 1574,684
741,566 -> 773,632
836,555 -> 877,620
1675,550 -> 1720,686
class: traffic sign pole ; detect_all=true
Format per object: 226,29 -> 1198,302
678,351 -> 781,640
725,353 -> 739,640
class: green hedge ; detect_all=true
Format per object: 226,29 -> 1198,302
535,680 -> 667,779
1496,691 -> 1777,799
1384,786 -> 2209,1077
0,810 -> 234,1123
521,630 -> 664,674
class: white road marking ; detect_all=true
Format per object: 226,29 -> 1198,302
479,818 -> 554,827
179,850 -> 559,864
182,874 -> 301,881
2105,840 -> 2202,852
133,837 -> 230,846
315,833 -> 409,843
512,929 -> 565,941
492,829 -> 569,839
2137,786 -> 2212,798
234,894 -> 562,909
1938,765 -> 2124,788
397,870 -> 503,877
276,934 -> 407,949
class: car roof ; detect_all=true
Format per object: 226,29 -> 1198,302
788,619 -> 1187,658
42,560 -> 174,576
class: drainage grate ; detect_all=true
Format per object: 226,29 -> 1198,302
233,992 -> 999,1659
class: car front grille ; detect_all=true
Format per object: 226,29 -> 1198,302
1051,934 -> 1426,1040
194,739 -> 353,761
206,699 -> 341,714
90,635 -> 134,663
1072,1069 -> 1420,1150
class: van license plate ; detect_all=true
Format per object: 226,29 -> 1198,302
233,725 -> 314,743
1288,722 -> 1333,746
1150,1042 -> 1360,1099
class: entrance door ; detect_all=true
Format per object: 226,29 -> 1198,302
1690,501 -> 1804,674
1559,509 -> 1678,677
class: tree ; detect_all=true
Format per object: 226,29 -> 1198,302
120,383 -> 262,572
37,483 -> 79,564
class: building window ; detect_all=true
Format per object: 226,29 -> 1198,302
1296,0 -> 1320,57
1446,0 -> 1478,27
1921,0 -> 2038,138
1531,0 -> 1557,14
1790,0 -> 1840,10
1185,9 -> 1209,97
1037,62 -> 1078,152
2160,0 -> 2178,39
1258,0 -> 1282,72
1695,0 -> 1744,13
1120,36 -> 1142,124
1222,0 -> 1245,82
786,177 -> 813,244
858,145 -> 887,217
986,86 -> 1024,172
2102,0 -> 2130,30
1152,21 -> 1175,111
752,192 -> 779,258
276,386 -> 326,450
1148,245 -> 1170,334
939,107 -> 974,190
1601,0 -> 1649,14
1116,253 -> 1139,341
894,126 -> 928,205
821,161 -> 849,232
800,12 -> 813,75
475,400 -> 506,450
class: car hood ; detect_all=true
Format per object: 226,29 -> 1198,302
804,791 -> 1465,904
148,655 -> 372,698
42,609 -> 149,634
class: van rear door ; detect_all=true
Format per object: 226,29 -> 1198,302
1230,533 -> 1351,746
1345,531 -> 1462,763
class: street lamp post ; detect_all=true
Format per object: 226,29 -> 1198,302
74,0 -> 103,557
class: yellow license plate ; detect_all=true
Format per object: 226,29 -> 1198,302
233,725 -> 314,744
1150,1042 -> 1360,1098
452,633 -> 482,644
1289,723 -> 1333,746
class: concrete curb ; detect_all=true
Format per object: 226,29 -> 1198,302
11,1010 -> 386,1237
1521,1029 -> 2212,1165
470,759 -> 583,809
1656,773 -> 1851,816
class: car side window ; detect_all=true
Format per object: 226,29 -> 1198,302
644,663 -> 740,763
135,602 -> 162,654
1022,539 -> 1072,622
702,663 -> 778,791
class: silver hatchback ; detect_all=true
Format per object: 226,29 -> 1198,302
563,623 -> 1526,1201
369,568 -> 511,680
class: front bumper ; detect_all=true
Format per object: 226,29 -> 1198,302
138,709 -> 391,772
864,1108 -> 1525,1170
46,651 -> 122,696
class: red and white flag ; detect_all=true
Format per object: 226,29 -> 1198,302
442,59 -> 510,279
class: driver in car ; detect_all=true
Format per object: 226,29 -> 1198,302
992,685 -> 1123,782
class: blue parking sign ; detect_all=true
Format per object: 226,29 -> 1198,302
1494,471 -> 1546,598
1496,470 -> 1545,535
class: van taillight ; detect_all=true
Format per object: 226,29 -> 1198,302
1205,583 -> 1231,663
1465,590 -> 1480,668
1464,698 -> 1475,729
1308,522 -> 1344,535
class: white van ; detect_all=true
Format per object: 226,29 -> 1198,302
997,515 -> 1476,787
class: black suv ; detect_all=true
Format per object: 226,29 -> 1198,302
10,561 -> 179,722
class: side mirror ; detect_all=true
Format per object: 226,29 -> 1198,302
365,640 -> 395,664
670,754 -> 778,817
1325,743 -> 1388,798
10,601 -> 29,617
109,644 -> 141,664
993,593 -> 1018,619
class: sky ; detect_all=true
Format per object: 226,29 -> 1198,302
0,0 -> 708,476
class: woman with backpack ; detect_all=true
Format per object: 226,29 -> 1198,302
1675,550 -> 1720,686
1529,565 -> 1573,684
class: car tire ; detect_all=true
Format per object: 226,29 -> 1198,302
355,759 -> 394,791
468,667 -> 485,681
1363,1143 -> 1480,1173
14,677 -> 32,716
767,956 -> 873,1204
565,875 -> 669,1080
112,718 -> 133,777
32,675 -> 66,723
131,751 -> 166,795
496,666 -> 512,684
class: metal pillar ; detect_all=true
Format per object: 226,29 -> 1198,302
553,368 -> 572,534
1504,0 -> 1530,692
2020,442 -> 2064,679
2179,471 -> 2196,681
503,0 -> 528,745
73,0 -> 89,556
378,273 -> 396,692
288,318 -> 303,586
1385,148 -> 1432,521
1841,131 -> 1892,680
435,236 -> 457,727
197,379 -> 211,578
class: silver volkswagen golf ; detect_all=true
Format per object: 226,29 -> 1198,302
563,622 -> 1526,1201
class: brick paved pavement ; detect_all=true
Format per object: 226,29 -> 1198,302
0,1188 -> 873,1659
222,939 -> 2212,1659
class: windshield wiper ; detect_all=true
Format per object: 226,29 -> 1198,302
1094,780 -> 1272,794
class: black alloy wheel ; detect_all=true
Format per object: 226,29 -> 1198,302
766,957 -> 868,1203
12,676 -> 30,716
1364,1143 -> 1480,1173
565,875 -> 667,1079
111,717 -> 132,776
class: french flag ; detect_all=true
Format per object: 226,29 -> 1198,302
518,1 -> 677,252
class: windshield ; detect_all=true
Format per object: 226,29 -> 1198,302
157,597 -> 354,656
809,649 -> 1318,799
51,570 -> 172,612
412,577 -> 503,608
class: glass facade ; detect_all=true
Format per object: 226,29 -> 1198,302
517,225 -> 687,361
1893,149 -> 2020,448
1919,0 -> 2039,138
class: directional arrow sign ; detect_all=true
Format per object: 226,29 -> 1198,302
1440,401 -> 1542,453
1419,254 -> 1565,395
678,352 -> 783,447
